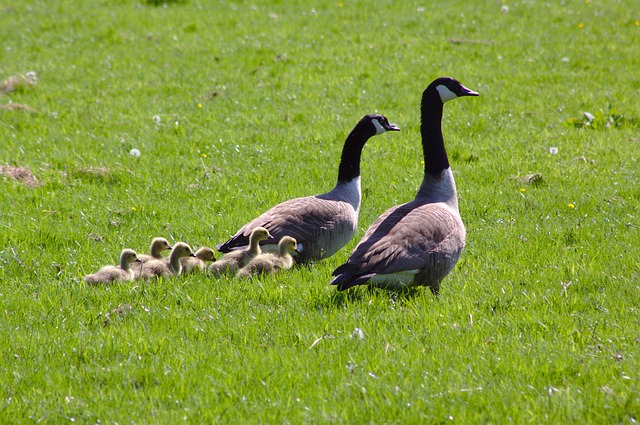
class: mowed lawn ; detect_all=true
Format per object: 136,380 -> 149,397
1,0 -> 639,423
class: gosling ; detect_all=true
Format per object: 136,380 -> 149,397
84,249 -> 140,285
137,237 -> 172,263
180,246 -> 216,274
136,242 -> 195,279
210,227 -> 272,276
236,236 -> 297,278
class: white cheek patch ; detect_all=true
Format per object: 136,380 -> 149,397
436,85 -> 458,103
371,118 -> 386,134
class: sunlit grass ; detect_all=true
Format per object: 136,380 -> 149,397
1,0 -> 639,423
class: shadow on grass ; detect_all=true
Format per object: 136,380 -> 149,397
318,286 -> 426,310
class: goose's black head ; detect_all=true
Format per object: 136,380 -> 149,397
427,77 -> 479,104
363,114 -> 400,135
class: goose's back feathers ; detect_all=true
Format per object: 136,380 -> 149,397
235,252 -> 290,277
137,237 -> 172,263
217,192 -> 359,262
180,247 -> 216,274
136,242 -> 194,279
236,236 -> 297,277
84,266 -> 132,284
209,248 -> 253,275
331,199 -> 465,292
84,249 -> 139,285
210,227 -> 271,275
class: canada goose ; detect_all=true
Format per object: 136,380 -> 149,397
136,242 -> 195,279
137,237 -> 172,263
209,227 -> 272,276
216,114 -> 399,263
180,246 -> 216,274
331,77 -> 478,296
236,236 -> 298,278
84,249 -> 140,284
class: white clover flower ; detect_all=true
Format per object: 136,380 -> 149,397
352,328 -> 365,340
549,147 -> 558,154
152,115 -> 161,124
24,71 -> 38,82
129,148 -> 141,157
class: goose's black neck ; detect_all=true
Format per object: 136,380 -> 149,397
420,89 -> 449,177
336,120 -> 374,184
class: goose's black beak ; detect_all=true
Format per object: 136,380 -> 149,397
386,122 -> 400,131
460,85 -> 479,97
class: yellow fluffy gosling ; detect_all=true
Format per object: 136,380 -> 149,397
180,246 -> 216,274
84,249 -> 140,285
137,237 -> 172,263
236,236 -> 297,278
136,242 -> 195,279
209,227 -> 272,276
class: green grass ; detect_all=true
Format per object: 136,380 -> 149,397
2,0 -> 640,423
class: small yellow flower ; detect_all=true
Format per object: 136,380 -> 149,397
635,20 -> 640,27
201,153 -> 207,157
578,23 -> 584,29
132,207 -> 137,211
568,203 -> 575,209
520,188 -> 526,193
338,1 -> 344,6
198,103 -> 203,108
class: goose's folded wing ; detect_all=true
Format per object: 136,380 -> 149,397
339,203 -> 463,276
217,196 -> 356,252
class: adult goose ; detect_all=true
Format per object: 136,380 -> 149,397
331,77 -> 478,296
216,114 -> 399,263
236,236 -> 298,278
84,249 -> 140,285
209,227 -> 272,276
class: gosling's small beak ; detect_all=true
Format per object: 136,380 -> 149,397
189,253 -> 197,258
267,234 -> 275,239
135,258 -> 142,263
167,245 -> 173,250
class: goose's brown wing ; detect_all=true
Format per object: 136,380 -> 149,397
216,195 -> 357,258
331,201 -> 465,289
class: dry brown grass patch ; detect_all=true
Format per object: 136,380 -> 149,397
0,103 -> 37,112
0,165 -> 40,187
0,73 -> 37,94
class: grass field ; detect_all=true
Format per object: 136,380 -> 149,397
2,0 -> 640,423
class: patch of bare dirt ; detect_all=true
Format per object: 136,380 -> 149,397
0,165 -> 40,187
